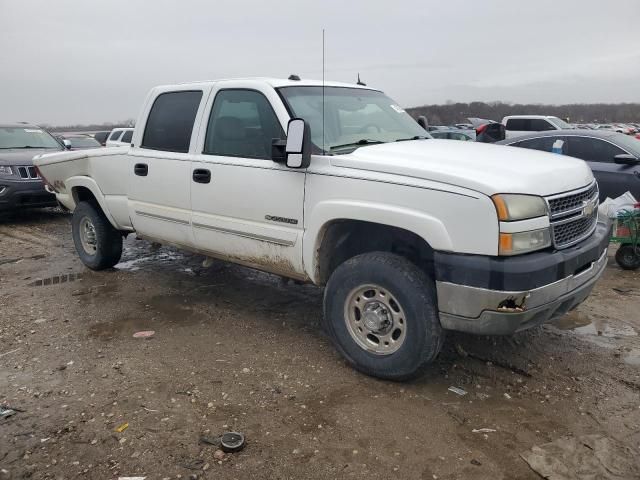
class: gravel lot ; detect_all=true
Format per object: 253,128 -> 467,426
1,209 -> 639,479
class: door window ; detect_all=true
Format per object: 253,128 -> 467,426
505,119 -> 528,131
204,89 -> 284,160
120,130 -> 133,143
567,137 -> 626,163
530,119 -> 556,131
141,90 -> 203,153
109,130 -> 122,141
516,136 -> 563,153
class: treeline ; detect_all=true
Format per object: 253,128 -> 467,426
406,102 -> 640,126
42,120 -> 135,132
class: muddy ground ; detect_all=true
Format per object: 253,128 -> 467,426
1,209 -> 639,480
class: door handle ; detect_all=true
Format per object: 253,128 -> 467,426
193,168 -> 211,184
134,163 -> 148,176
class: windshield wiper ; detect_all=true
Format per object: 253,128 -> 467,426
395,135 -> 429,142
330,139 -> 385,151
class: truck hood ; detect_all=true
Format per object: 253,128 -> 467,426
0,148 -> 63,166
330,140 -> 593,196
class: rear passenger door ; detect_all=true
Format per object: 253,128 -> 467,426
566,136 -> 637,200
190,85 -> 306,278
127,88 -> 207,247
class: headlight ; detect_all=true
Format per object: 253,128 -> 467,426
0,166 -> 13,176
492,194 -> 548,221
499,228 -> 551,255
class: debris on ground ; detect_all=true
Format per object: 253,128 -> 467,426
520,434 -> 640,480
199,435 -> 222,447
115,422 -> 129,433
220,431 -> 246,453
132,330 -> 155,339
0,406 -> 17,419
472,428 -> 497,433
178,458 -> 205,470
213,450 -> 225,461
448,386 -> 467,396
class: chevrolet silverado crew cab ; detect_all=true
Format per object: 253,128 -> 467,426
34,78 -> 609,380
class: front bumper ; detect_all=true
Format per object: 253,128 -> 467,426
434,222 -> 610,335
0,178 -> 57,211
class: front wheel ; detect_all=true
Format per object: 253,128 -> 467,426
323,252 -> 443,381
72,201 -> 123,270
615,244 -> 640,270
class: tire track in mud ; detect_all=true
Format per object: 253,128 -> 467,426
0,225 -> 59,248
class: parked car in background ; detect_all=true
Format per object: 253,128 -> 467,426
429,129 -> 474,141
0,123 -> 63,212
105,127 -> 134,147
93,130 -> 112,146
455,123 -> 474,130
59,134 -> 102,150
497,130 -> 640,201
502,115 -> 574,139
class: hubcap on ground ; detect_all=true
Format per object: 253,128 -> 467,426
79,217 -> 97,255
344,284 -> 407,355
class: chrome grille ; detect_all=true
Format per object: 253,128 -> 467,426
17,166 -> 40,179
546,182 -> 599,249
552,210 -> 598,248
548,183 -> 598,218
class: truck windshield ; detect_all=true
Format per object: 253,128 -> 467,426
0,127 -> 62,149
278,86 -> 430,153
548,117 -> 572,129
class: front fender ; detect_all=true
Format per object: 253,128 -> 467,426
304,200 -> 452,283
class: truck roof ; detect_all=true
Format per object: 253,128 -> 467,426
502,115 -> 561,120
156,77 -> 379,91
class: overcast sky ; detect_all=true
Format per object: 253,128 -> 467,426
1,0 -> 639,125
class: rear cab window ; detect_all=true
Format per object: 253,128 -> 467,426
141,90 -> 203,153
109,130 -> 123,141
121,130 -> 133,143
505,119 -> 528,131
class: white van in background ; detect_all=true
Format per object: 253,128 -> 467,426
502,115 -> 573,139
105,127 -> 134,147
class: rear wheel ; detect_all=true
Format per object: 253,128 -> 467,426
615,244 -> 640,270
72,201 -> 122,270
323,252 -> 443,381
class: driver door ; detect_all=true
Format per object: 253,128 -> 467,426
190,84 -> 306,278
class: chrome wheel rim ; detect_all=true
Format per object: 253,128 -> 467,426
344,284 -> 407,355
79,217 -> 97,255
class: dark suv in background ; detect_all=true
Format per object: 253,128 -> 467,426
0,123 -> 64,213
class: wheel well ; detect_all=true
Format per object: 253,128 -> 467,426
316,220 -> 434,285
72,186 -> 99,208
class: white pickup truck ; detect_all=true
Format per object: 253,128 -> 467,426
34,77 -> 609,380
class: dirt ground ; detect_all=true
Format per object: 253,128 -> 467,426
1,209 -> 639,480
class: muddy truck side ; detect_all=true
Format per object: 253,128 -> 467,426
34,78 -> 610,380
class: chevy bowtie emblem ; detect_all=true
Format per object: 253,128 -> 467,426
583,200 -> 595,216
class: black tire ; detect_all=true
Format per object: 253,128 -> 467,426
72,201 -> 122,270
615,244 -> 640,270
323,252 -> 443,381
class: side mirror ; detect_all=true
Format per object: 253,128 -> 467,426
285,118 -> 311,169
417,116 -> 428,131
614,154 -> 639,166
63,139 -> 72,150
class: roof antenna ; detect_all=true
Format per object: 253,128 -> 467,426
322,28 -> 325,154
357,73 -> 366,86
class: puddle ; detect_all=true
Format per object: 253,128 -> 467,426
116,252 -> 185,271
29,272 -> 83,287
553,311 -> 637,338
623,349 -> 640,367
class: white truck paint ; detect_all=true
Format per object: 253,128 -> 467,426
34,78 -> 609,380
